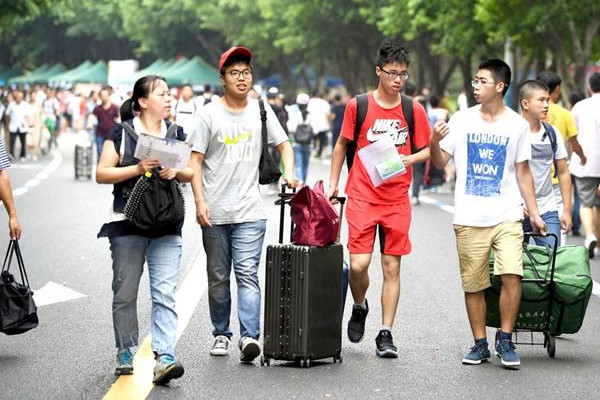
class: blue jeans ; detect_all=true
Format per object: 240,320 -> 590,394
96,135 -> 106,162
109,234 -> 182,356
294,144 -> 311,183
202,220 -> 266,346
523,210 -> 561,247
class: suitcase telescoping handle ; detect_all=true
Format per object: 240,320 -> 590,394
275,183 -> 346,244
523,232 -> 558,283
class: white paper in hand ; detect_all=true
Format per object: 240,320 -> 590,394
134,133 -> 192,169
357,134 -> 406,187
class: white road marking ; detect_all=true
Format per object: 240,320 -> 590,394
11,153 -> 63,198
33,281 -> 86,307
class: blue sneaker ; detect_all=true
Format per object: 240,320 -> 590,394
495,339 -> 521,369
115,347 -> 133,375
462,341 -> 490,365
153,354 -> 184,385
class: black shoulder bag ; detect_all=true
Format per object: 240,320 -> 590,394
0,240 -> 39,335
258,99 -> 282,184
121,121 -> 186,231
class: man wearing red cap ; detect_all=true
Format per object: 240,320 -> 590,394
190,46 -> 297,363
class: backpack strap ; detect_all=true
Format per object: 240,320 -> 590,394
541,121 -> 559,178
345,93 -> 369,170
400,94 -> 417,154
165,121 -> 179,139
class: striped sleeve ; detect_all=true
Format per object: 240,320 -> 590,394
0,138 -> 11,170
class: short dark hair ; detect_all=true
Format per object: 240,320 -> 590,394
589,72 -> 600,93
519,79 -> 549,103
568,92 -> 585,108
430,95 -> 440,108
219,54 -> 251,76
376,39 -> 410,68
402,81 -> 416,97
478,59 -> 511,96
536,70 -> 562,94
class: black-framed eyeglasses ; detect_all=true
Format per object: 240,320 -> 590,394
471,78 -> 498,88
379,67 -> 409,81
226,69 -> 252,79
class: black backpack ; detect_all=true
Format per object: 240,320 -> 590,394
294,113 -> 313,145
120,121 -> 185,231
345,93 -> 415,170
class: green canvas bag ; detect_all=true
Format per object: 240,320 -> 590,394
486,244 -> 592,334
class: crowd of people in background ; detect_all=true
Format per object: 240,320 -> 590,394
0,68 -> 594,245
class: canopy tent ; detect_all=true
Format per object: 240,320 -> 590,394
258,73 -> 344,89
49,60 -> 94,84
8,64 -> 50,85
135,59 -> 167,78
48,61 -> 108,85
26,64 -> 66,84
163,56 -> 220,86
154,58 -> 188,77
0,67 -> 21,86
68,61 -> 108,84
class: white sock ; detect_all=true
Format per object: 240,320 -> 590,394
381,325 -> 392,332
354,299 -> 366,309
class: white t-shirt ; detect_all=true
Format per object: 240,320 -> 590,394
570,93 -> 600,178
6,101 -> 31,132
172,97 -> 204,138
192,98 -> 289,224
528,123 -> 568,215
440,105 -> 531,227
307,97 -> 331,133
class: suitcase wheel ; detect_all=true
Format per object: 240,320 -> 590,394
300,358 -> 311,368
260,356 -> 271,366
333,351 -> 343,363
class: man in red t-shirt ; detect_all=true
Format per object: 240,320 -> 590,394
327,40 -> 431,358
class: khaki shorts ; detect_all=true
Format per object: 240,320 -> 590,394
453,220 -> 523,293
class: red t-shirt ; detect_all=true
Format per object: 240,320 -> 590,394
341,92 -> 430,204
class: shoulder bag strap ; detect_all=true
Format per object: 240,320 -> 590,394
259,99 -> 268,151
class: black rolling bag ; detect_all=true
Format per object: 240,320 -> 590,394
74,143 -> 93,180
261,185 -> 345,368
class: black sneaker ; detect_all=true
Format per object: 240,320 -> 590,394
347,300 -> 369,343
375,330 -> 398,358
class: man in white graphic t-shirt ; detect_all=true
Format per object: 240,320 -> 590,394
430,59 -> 546,370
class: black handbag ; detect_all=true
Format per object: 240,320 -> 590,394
258,99 -> 282,185
0,240 -> 39,335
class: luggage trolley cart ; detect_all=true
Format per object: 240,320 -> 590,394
485,232 -> 559,358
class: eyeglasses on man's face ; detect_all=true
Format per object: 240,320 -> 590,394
226,69 -> 252,79
379,66 -> 409,81
471,78 -> 498,88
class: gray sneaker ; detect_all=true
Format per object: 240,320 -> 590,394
152,354 -> 184,385
240,337 -> 261,363
210,335 -> 231,356
115,347 -> 134,376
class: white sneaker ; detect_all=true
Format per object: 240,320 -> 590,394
585,235 -> 597,259
240,337 -> 261,363
210,335 -> 231,356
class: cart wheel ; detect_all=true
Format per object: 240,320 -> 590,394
333,356 -> 336,363
300,359 -> 306,368
260,356 -> 265,366
305,358 -> 311,368
266,358 -> 271,366
547,335 -> 556,358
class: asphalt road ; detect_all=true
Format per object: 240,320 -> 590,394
0,133 -> 599,399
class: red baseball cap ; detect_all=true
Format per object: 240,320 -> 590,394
219,46 -> 253,71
